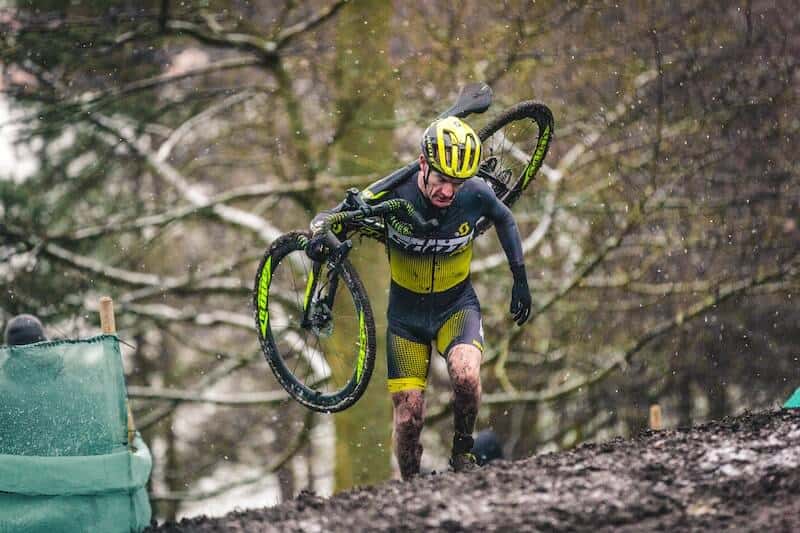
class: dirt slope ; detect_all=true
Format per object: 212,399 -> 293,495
149,409 -> 800,532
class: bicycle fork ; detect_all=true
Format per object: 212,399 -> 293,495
300,238 -> 353,335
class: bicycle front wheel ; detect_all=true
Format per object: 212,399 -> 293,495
476,101 -> 554,232
253,231 -> 376,412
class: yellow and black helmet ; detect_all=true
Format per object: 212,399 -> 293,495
420,116 -> 482,180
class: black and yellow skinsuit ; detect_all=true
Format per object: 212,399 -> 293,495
315,164 -> 525,393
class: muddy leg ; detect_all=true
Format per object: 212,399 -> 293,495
391,389 -> 425,480
447,343 -> 482,454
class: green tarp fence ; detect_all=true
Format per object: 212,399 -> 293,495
784,387 -> 800,409
0,335 -> 152,533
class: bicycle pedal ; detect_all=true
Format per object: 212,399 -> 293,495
497,168 -> 513,183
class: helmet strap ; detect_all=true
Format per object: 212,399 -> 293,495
423,164 -> 432,188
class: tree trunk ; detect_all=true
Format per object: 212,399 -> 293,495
331,0 -> 396,491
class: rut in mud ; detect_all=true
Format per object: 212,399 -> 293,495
149,408 -> 800,532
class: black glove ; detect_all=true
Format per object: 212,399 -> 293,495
509,263 -> 532,326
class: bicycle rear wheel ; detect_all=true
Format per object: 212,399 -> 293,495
476,101 -> 554,234
254,231 -> 376,412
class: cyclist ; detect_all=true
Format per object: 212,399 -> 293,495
311,116 -> 531,479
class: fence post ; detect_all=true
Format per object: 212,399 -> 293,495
99,296 -> 116,334
649,404 -> 663,430
98,297 -> 136,447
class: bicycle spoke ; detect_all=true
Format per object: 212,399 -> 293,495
258,231 -> 375,411
490,123 -> 535,169
289,259 -> 302,313
311,334 -> 326,392
288,333 -> 305,370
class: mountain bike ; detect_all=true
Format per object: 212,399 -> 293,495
254,83 -> 553,412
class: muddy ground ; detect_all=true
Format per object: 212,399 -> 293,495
149,408 -> 800,532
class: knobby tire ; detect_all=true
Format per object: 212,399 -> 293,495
476,100 -> 554,235
254,230 -> 376,413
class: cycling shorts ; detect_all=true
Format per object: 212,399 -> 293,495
386,281 -> 484,393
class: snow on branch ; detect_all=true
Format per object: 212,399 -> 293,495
2,58 -> 264,131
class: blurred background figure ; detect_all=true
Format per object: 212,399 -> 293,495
472,429 -> 503,466
3,314 -> 47,346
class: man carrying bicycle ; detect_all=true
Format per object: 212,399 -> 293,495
312,116 -> 531,479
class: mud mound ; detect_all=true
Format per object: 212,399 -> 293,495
149,409 -> 800,532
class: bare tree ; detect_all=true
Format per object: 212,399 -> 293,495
1,0 -> 797,520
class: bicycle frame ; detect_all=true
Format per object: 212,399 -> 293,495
300,190 -> 436,331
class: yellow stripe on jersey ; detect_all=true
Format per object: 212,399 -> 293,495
436,309 -> 469,355
389,244 -> 473,293
433,245 -> 472,292
387,377 -> 427,392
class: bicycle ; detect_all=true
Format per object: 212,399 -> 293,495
253,83 -> 553,412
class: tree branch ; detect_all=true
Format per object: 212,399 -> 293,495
1,58 -> 264,131
128,385 -> 287,405
156,90 -> 260,162
426,257 -> 799,422
52,175 -> 377,243
137,350 -> 260,430
275,0 -> 349,49
91,113 -> 285,244
165,19 -> 278,61
5,223 -> 247,295
122,302 -> 253,330
149,409 -> 314,502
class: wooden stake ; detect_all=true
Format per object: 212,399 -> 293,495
99,296 -> 116,334
649,404 -> 663,430
98,296 -> 136,447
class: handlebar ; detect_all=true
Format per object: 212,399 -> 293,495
316,189 -> 439,237
307,192 -> 437,262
